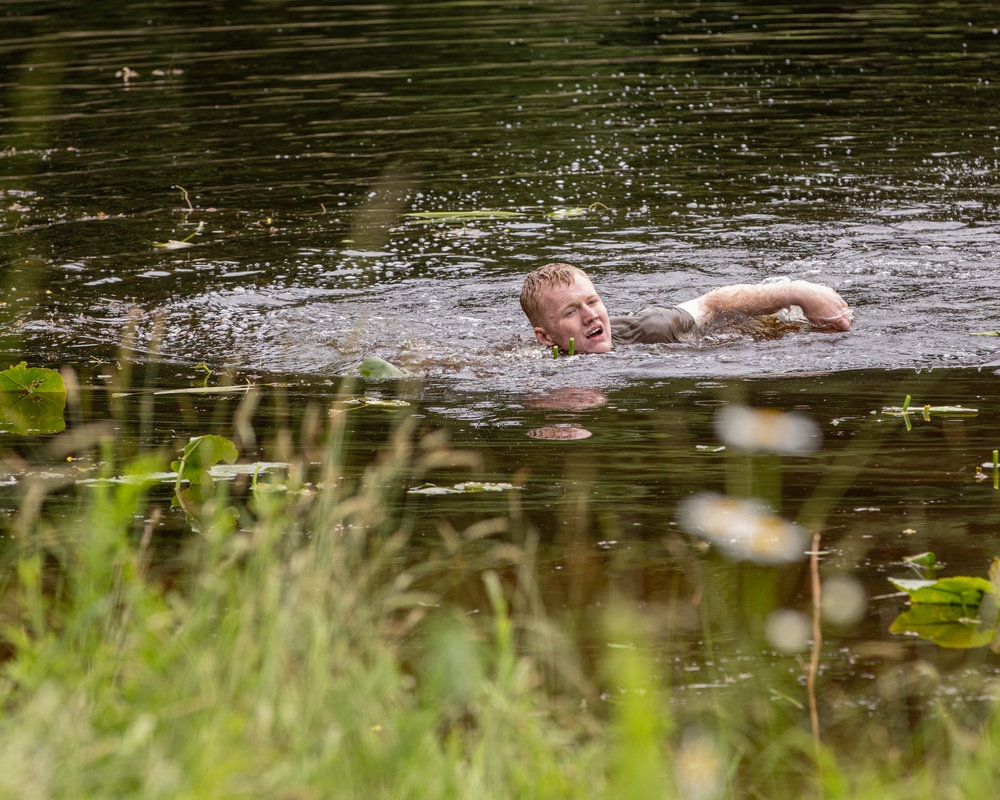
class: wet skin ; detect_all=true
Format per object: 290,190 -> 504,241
531,273 -> 613,353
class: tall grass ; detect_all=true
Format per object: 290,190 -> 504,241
0,381 -> 998,799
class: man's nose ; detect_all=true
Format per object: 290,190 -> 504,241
580,304 -> 596,322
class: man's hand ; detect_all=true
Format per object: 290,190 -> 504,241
788,280 -> 853,331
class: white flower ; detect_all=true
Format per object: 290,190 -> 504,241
677,493 -> 808,564
714,405 -> 820,454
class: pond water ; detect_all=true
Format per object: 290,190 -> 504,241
3,0 -> 1000,739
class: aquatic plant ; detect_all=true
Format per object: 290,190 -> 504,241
889,556 -> 1000,650
0,362 -> 66,434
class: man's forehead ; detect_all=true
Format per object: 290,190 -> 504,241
543,273 -> 595,298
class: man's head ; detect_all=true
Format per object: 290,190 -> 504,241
520,263 -> 613,353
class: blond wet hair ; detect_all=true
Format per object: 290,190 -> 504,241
519,262 -> 590,326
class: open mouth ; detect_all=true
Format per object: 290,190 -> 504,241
586,325 -> 604,340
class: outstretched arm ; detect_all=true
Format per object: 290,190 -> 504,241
676,280 -> 853,331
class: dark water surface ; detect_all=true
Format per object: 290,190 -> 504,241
3,0 -> 1000,726
3,0 -> 1000,378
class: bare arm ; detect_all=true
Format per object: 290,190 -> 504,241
675,280 -> 853,331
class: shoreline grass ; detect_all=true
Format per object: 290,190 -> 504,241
0,389 -> 998,799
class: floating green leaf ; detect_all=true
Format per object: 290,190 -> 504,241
546,207 -> 588,219
546,202 -> 610,218
0,363 -> 67,434
888,575 -> 995,607
889,602 -> 997,649
171,435 -> 238,499
403,210 -> 526,221
889,558 -> 1000,649
170,435 -> 240,536
408,481 -> 515,495
903,552 -> 937,568
337,397 -> 411,410
152,239 -> 196,250
902,551 -> 937,579
0,362 -> 66,395
153,220 -> 204,248
357,356 -> 408,379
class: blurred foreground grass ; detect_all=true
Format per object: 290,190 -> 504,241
0,383 -> 997,800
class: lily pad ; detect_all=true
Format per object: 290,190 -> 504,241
403,210 -> 526,221
0,362 -> 66,395
171,434 -> 239,503
888,575 -> 995,607
357,356 -> 408,379
888,559 -> 1000,649
336,397 -> 411,410
889,603 -> 997,649
408,481 -> 516,495
152,239 -> 196,250
0,363 -> 66,434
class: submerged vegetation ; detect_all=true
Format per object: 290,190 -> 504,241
0,370 -> 998,799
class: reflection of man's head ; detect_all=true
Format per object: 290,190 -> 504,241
527,425 -> 591,440
525,388 -> 607,412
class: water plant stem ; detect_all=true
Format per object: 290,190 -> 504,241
808,531 -> 823,787
568,337 -> 575,357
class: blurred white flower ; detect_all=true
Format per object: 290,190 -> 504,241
765,609 -> 812,653
714,405 -> 821,454
677,493 -> 808,564
676,729 -> 725,800
821,576 -> 867,626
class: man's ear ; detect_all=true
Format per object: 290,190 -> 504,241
533,326 -> 555,346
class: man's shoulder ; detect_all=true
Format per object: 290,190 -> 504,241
610,306 -> 697,345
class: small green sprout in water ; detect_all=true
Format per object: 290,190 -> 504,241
568,337 -> 575,357
553,345 -> 558,360
882,395 -> 978,431
194,363 -> 212,386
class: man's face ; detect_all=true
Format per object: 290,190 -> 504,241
532,273 -> 613,353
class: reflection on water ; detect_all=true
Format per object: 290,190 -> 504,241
526,424 -> 592,440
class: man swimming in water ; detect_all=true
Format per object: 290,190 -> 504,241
520,262 -> 853,354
